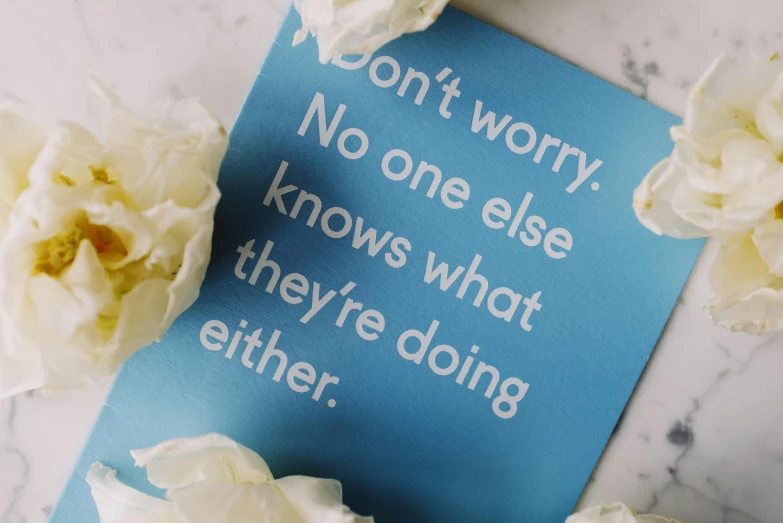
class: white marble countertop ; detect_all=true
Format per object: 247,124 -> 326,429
1,1 -> 782,522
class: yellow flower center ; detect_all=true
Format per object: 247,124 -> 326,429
91,168 -> 114,184
55,167 -> 115,187
776,201 -> 783,220
57,174 -> 77,187
702,193 -> 724,209
35,220 -> 127,276
36,228 -> 84,275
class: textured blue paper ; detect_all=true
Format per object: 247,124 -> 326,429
52,6 -> 703,523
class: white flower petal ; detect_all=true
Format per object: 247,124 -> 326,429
668,137 -> 783,235
27,120 -> 106,188
91,76 -> 227,210
101,278 -> 171,369
683,135 -> 780,192
275,476 -> 374,523
160,218 -> 215,330
685,53 -> 783,140
130,434 -> 274,491
86,463 -> 184,523
566,503 -> 680,523
293,0 -> 449,63
632,158 -> 707,238
90,435 -> 373,523
756,62 -> 783,155
707,235 -> 783,334
28,241 -> 114,338
169,481 -> 300,523
753,219 -> 783,277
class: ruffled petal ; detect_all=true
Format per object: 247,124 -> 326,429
130,434 -> 274,491
86,462 -> 183,523
707,235 -> 783,334
753,219 -> 783,277
632,157 -> 707,238
684,53 -> 783,140
756,62 -> 783,155
293,0 -> 449,63
275,476 -> 374,523
0,106 -> 45,229
91,76 -> 227,210
566,503 -> 681,523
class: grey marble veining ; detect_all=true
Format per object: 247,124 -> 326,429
1,1 -> 782,522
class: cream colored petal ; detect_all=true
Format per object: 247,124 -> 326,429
753,219 -> 783,277
131,434 -> 274,491
294,0 -> 449,64
636,515 -> 682,523
105,276 -> 170,361
632,157 -> 707,238
670,124 -> 750,170
674,134 -> 779,197
161,219 -> 213,331
157,98 -> 228,180
92,76 -> 227,179
25,268 -> 115,390
27,120 -> 106,188
105,145 -> 219,211
87,463 -> 184,523
707,235 -> 783,334
685,53 -> 783,140
668,138 -> 783,234
566,503 -> 681,523
85,199 -> 156,270
756,68 -> 783,155
0,107 -> 45,228
709,235 -> 777,300
90,76 -> 227,210
59,240 -> 117,323
565,503 -> 645,523
275,476 -> 374,523
718,136 -> 783,185
167,476 -> 372,523
129,195 -> 218,331
670,133 -> 728,195
0,219 -> 38,347
26,272 -> 103,344
169,482 -> 297,523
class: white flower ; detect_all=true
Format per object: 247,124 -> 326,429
633,53 -> 783,334
566,503 -> 681,523
292,0 -> 449,64
633,53 -> 783,240
0,78 -> 227,397
86,433 -> 373,523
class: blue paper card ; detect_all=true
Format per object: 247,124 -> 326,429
52,6 -> 703,522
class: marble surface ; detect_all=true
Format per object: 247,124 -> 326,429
1,1 -> 782,522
